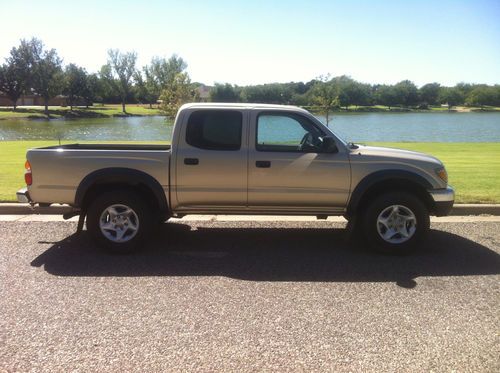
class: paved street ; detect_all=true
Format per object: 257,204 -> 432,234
1,219 -> 499,372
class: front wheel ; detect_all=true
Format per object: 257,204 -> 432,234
362,192 -> 430,255
86,190 -> 152,253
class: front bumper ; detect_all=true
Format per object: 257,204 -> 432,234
17,187 -> 32,203
429,186 -> 455,216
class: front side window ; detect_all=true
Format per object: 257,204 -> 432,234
186,110 -> 242,150
257,113 -> 325,152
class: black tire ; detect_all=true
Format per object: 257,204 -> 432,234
361,192 -> 430,255
86,190 -> 153,254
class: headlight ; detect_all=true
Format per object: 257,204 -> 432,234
435,167 -> 448,184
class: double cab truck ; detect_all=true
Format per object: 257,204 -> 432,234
18,103 -> 454,254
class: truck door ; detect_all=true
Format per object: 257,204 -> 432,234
174,109 -> 248,208
247,111 -> 350,212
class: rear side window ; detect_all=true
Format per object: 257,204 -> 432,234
186,110 -> 242,150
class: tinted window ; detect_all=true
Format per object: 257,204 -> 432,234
257,113 -> 325,152
186,110 -> 242,150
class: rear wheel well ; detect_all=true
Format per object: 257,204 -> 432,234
352,179 -> 434,216
81,182 -> 165,219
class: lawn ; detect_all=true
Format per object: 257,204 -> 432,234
0,141 -> 498,203
366,142 -> 500,204
0,104 -> 163,120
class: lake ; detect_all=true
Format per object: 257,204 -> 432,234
0,112 -> 499,142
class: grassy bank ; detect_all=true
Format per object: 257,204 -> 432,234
2,104 -> 500,120
0,104 -> 163,120
0,141 -> 498,203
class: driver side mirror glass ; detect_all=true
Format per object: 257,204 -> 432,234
321,136 -> 338,153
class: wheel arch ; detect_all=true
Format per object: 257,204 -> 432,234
347,170 -> 435,217
74,168 -> 169,216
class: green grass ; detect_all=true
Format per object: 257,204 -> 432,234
366,142 -> 500,203
0,141 -> 498,203
0,104 -> 163,120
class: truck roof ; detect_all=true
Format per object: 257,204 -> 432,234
180,102 -> 309,113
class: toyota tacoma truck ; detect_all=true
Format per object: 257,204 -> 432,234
17,103 -> 454,254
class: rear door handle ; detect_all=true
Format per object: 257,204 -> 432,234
256,160 -> 271,168
184,158 -> 199,165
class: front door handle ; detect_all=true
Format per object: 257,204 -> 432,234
256,160 -> 271,168
184,158 -> 199,165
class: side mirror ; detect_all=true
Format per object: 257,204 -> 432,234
321,136 -> 338,153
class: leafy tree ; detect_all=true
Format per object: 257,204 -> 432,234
156,55 -> 187,86
98,64 -> 120,103
134,70 -> 156,107
29,40 -> 63,115
455,82 -> 474,100
160,72 -> 195,118
210,83 -> 240,102
240,83 -> 292,104
439,87 -> 463,110
466,85 -> 498,108
0,63 -> 24,109
63,64 -> 87,110
4,38 -> 40,91
393,80 -> 419,107
82,73 -> 99,108
309,75 -> 338,126
419,83 -> 440,106
374,84 -> 398,109
138,55 -> 189,108
105,49 -> 138,112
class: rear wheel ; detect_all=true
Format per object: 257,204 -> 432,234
86,190 -> 152,253
362,192 -> 429,255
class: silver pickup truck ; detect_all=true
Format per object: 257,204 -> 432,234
18,103 -> 454,254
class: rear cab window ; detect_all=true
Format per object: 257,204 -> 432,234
186,110 -> 243,151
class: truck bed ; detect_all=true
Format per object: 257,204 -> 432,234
26,143 -> 171,205
37,143 -> 171,151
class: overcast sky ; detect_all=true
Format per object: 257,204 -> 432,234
1,0 -> 499,86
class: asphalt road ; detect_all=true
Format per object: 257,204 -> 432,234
1,220 -> 499,372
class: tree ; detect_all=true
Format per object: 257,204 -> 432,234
393,80 -> 419,107
153,55 -> 187,87
309,75 -> 338,126
0,63 -> 24,109
134,70 -> 156,107
210,83 -> 240,102
5,38 -> 39,98
28,39 -> 63,115
82,73 -> 99,108
439,87 -> 463,110
98,64 -> 119,103
466,85 -> 498,109
105,49 -> 137,113
419,83 -> 440,106
374,84 -> 398,109
63,64 -> 87,110
159,72 -> 195,118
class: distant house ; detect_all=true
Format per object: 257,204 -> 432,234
196,84 -> 211,102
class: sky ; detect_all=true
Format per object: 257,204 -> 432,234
1,0 -> 499,87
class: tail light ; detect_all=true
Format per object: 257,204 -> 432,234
24,160 -> 32,186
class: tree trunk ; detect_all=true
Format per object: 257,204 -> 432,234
44,98 -> 49,116
149,102 -> 152,109
13,102 -> 17,111
122,100 -> 126,113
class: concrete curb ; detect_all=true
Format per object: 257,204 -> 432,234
0,203 -> 499,216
